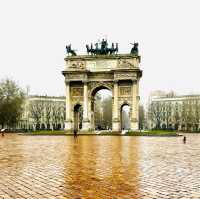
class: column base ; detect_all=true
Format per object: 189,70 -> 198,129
82,118 -> 90,131
64,119 -> 72,132
131,121 -> 139,131
112,118 -> 120,131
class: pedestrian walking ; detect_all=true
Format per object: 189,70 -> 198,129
1,129 -> 5,137
74,129 -> 78,139
183,136 -> 186,144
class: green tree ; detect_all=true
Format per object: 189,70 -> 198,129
0,78 -> 25,129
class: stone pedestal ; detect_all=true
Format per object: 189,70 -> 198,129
65,119 -> 72,131
131,118 -> 138,131
82,119 -> 90,131
112,118 -> 120,131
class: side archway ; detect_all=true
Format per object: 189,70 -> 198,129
120,104 -> 131,130
73,104 -> 83,131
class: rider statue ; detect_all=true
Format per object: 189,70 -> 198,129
130,43 -> 139,56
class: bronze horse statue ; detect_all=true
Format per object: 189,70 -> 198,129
108,43 -> 118,54
66,44 -> 77,56
130,42 -> 139,55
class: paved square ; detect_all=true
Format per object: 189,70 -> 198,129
0,134 -> 200,198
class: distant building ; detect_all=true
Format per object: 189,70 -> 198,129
147,94 -> 200,131
19,95 -> 65,130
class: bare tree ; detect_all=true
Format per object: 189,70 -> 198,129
60,103 -> 65,129
173,102 -> 180,130
149,101 -> 163,129
94,93 -> 102,129
44,100 -> 52,129
102,96 -> 112,129
139,105 -> 145,130
164,102 -> 172,129
194,99 -> 200,131
186,100 -> 194,131
181,101 -> 187,130
181,100 -> 194,131
29,99 -> 44,130
51,102 -> 62,130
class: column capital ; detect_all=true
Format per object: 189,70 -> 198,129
112,118 -> 120,122
65,119 -> 72,122
131,79 -> 137,84
131,118 -> 138,122
65,80 -> 70,85
82,80 -> 88,84
83,118 -> 90,122
114,80 -> 118,84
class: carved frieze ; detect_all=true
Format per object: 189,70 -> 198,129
114,73 -> 136,80
88,73 -> 113,80
69,61 -> 86,69
86,60 -> 116,71
119,86 -> 131,96
118,59 -> 134,68
66,73 -> 86,80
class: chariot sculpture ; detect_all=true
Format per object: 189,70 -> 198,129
86,39 -> 118,55
65,40 -> 139,56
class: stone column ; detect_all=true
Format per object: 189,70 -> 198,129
82,81 -> 90,131
112,80 -> 120,131
131,80 -> 139,130
64,80 -> 72,131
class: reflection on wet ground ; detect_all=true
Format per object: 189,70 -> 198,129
0,134 -> 200,198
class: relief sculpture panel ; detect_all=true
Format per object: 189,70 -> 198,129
69,61 -> 86,69
71,87 -> 83,96
118,59 -> 134,68
119,86 -> 131,96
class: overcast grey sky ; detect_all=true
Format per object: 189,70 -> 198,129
0,0 -> 199,104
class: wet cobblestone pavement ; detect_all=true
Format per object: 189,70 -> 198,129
0,134 -> 200,199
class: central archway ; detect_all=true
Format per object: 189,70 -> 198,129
90,86 -> 112,131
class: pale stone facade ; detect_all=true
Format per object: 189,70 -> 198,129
62,54 -> 142,132
19,95 -> 65,130
148,95 -> 200,131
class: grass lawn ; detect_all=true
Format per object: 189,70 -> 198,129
21,130 -> 179,136
21,130 -> 66,135
124,130 -> 179,136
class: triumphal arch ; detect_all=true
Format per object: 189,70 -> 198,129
62,40 -> 142,132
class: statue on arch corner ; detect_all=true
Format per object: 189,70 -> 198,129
130,42 -> 139,56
